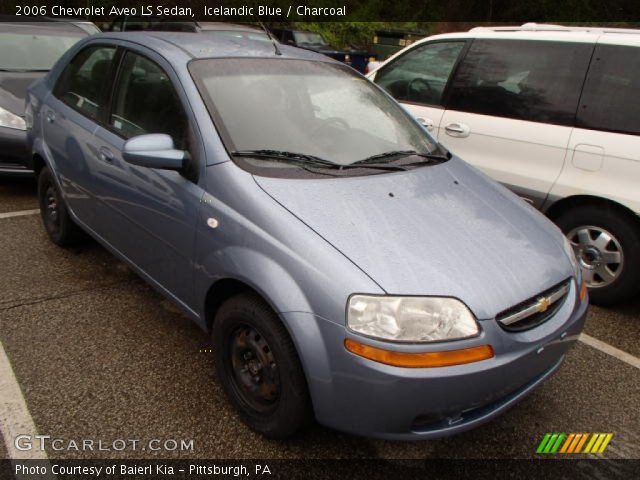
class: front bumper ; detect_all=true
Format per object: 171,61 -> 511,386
282,281 -> 588,440
0,126 -> 32,175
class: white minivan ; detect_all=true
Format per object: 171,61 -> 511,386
369,23 -> 640,305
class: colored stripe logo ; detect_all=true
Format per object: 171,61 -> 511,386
536,433 -> 613,454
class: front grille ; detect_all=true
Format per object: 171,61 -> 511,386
496,279 -> 571,332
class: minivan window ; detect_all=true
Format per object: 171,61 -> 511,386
55,46 -> 116,120
577,44 -> 640,136
374,41 -> 465,106
447,39 -> 593,126
190,58 -> 437,167
109,52 -> 188,148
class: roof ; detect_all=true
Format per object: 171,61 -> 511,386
400,23 -> 640,51
470,22 -> 640,35
195,22 -> 264,32
92,31 -> 336,63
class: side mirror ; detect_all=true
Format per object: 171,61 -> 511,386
122,134 -> 186,170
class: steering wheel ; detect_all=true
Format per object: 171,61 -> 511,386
311,117 -> 350,137
407,78 -> 435,103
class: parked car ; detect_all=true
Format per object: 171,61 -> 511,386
0,20 -> 90,175
371,28 -> 428,62
26,31 -> 587,440
369,23 -> 640,305
108,18 -> 272,43
270,28 -> 369,73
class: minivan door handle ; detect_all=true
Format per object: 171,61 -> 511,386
98,146 -> 115,163
416,117 -> 434,132
46,111 -> 56,124
444,122 -> 470,138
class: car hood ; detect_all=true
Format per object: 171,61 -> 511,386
0,71 -> 46,115
254,157 -> 572,320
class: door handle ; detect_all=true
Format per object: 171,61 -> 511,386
98,146 -> 115,163
416,117 -> 434,132
46,111 -> 56,123
444,122 -> 470,138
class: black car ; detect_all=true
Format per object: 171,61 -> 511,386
0,20 -> 89,175
270,28 -> 369,73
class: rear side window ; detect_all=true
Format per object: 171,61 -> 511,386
447,39 -> 593,126
109,52 -> 188,148
55,46 -> 116,120
374,41 -> 465,106
577,44 -> 640,136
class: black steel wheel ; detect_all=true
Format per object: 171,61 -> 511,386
227,324 -> 281,413
212,292 -> 312,438
37,167 -> 84,246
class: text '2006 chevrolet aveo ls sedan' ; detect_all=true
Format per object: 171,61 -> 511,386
26,32 -> 588,440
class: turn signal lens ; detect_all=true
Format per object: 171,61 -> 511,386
579,281 -> 588,302
344,339 -> 494,368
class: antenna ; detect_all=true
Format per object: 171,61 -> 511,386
258,21 -> 282,56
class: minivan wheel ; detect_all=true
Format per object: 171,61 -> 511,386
212,292 -> 312,438
555,206 -> 640,306
37,167 -> 84,247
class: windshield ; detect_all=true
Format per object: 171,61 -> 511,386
293,32 -> 328,46
0,27 -> 84,71
190,58 -> 437,167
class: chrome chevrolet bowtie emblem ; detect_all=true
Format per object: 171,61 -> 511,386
536,296 -> 552,313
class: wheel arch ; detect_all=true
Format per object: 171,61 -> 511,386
204,278 -> 269,333
32,153 -> 46,177
545,195 -> 640,230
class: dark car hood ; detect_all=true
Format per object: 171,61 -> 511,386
0,71 -> 46,115
255,157 -> 572,320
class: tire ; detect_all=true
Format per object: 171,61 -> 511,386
37,167 -> 84,247
555,205 -> 640,306
212,292 -> 312,438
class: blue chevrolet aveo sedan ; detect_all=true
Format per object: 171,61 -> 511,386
26,31 -> 588,440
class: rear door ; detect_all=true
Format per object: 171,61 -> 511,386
371,40 -> 467,138
43,44 -> 117,224
554,39 -> 640,213
440,38 -> 593,208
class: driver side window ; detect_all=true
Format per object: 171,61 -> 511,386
374,41 -> 465,106
109,51 -> 188,149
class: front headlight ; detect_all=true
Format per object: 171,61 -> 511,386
0,106 -> 26,130
563,236 -> 582,282
347,295 -> 479,343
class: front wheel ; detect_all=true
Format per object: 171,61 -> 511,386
212,292 -> 312,438
555,205 -> 640,306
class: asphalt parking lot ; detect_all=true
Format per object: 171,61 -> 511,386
1,177 -> 639,464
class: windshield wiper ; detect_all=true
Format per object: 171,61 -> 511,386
232,149 -> 339,168
232,150 -> 406,171
352,150 -> 451,166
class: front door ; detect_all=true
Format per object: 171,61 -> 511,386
91,48 -> 204,309
372,40 -> 467,139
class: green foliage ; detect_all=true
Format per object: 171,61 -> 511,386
289,22 -> 426,49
